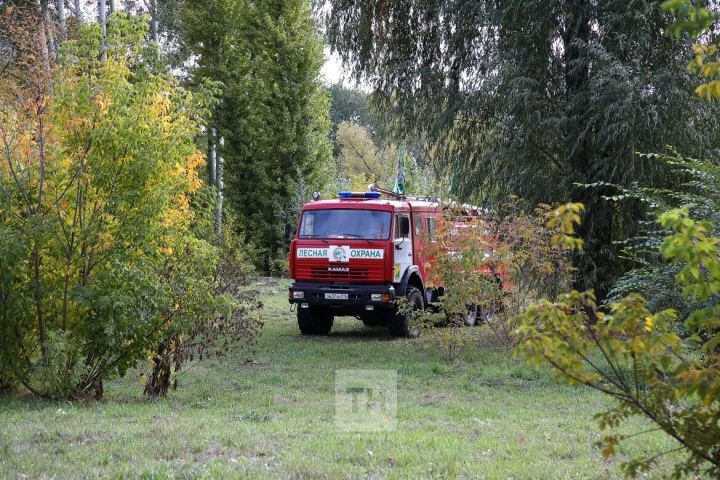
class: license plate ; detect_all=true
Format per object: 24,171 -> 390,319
325,293 -> 348,300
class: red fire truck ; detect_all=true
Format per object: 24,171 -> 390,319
288,188 -> 458,337
287,189 -> 504,336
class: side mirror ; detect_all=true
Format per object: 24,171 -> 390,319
399,217 -> 410,237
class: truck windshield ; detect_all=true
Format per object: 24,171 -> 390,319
299,209 -> 392,240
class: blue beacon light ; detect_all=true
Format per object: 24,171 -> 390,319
338,191 -> 381,199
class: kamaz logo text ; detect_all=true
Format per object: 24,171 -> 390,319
329,267 -> 350,272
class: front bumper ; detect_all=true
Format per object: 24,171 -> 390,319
288,282 -> 396,312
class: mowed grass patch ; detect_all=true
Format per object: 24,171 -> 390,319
0,277 -> 681,479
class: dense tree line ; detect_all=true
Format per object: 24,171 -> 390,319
325,0 -> 720,299
182,0 -> 332,272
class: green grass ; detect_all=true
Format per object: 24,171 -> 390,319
0,277 -> 681,479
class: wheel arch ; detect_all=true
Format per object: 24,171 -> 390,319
396,266 -> 424,297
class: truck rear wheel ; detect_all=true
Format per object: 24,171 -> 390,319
298,307 -> 333,335
388,286 -> 424,338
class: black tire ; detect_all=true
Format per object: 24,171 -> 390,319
298,307 -> 334,335
388,286 -> 424,338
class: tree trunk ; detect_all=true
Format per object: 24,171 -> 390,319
109,0 -> 116,14
34,0 -> 51,68
74,0 -> 82,21
208,127 -> 216,186
563,0 -> 612,301
149,0 -> 159,43
98,0 -> 107,60
35,107 -> 48,360
57,0 -> 66,39
144,334 -> 181,397
215,136 -> 224,237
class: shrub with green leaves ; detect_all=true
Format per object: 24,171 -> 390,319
422,202 -> 574,352
515,206 -> 720,477
604,153 -> 720,321
0,12 -> 232,398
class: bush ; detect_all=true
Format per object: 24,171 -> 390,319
0,12 -> 228,398
422,202 -> 574,349
606,153 -> 720,322
515,205 -> 720,478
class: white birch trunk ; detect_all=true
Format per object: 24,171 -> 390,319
215,136 -> 224,237
208,128 -> 217,186
98,0 -> 107,60
109,0 -> 116,13
74,0 -> 82,21
57,0 -> 66,38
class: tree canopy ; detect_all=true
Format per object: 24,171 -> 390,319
325,0 -> 720,298
182,0 -> 332,272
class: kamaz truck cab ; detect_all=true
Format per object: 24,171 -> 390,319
288,190 -> 440,337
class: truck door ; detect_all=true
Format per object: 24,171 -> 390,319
393,213 -> 413,283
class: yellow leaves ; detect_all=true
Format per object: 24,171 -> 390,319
548,203 -> 585,250
692,43 -> 717,56
94,92 -> 112,112
60,155 -> 74,171
644,316 -> 655,333
186,153 -> 204,193
688,42 -> 720,99
695,79 -> 720,99
96,231 -> 114,252
630,337 -> 645,353
186,152 -> 205,170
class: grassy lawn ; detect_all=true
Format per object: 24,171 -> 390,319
0,278 -> 680,479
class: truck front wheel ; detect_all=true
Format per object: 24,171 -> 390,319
388,286 -> 424,338
297,307 -> 334,335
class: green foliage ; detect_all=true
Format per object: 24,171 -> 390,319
0,14 -> 225,398
334,121 -> 396,191
662,0 -> 720,98
424,203 -> 574,350
326,0 -> 720,299
515,205 -> 720,478
607,153 -> 720,319
182,0 -> 333,272
327,84 -> 376,136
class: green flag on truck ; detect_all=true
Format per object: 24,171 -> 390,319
393,144 -> 406,195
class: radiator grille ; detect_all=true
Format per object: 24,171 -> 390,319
310,268 -> 369,280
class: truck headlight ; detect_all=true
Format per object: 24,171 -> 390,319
371,294 -> 382,301
293,291 -> 304,299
